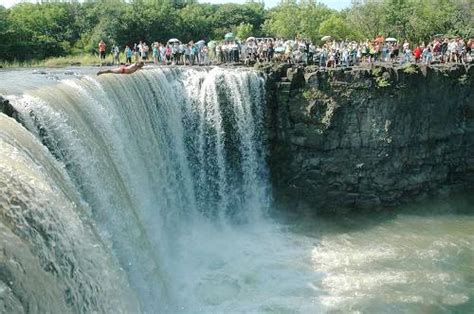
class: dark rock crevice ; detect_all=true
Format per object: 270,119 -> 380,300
0,96 -> 18,119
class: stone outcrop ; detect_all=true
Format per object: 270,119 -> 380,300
263,63 -> 474,212
0,96 -> 17,119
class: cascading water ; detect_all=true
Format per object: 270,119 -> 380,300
2,67 -> 316,312
0,115 -> 140,313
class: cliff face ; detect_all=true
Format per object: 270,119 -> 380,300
264,63 -> 474,212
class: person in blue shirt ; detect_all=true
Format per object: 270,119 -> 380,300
124,45 -> 133,65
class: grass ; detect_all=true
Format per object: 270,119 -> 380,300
1,54 -> 101,68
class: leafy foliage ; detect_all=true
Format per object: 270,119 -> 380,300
235,23 -> 254,41
262,0 -> 333,42
347,0 -> 473,44
0,0 -> 471,62
319,15 -> 352,40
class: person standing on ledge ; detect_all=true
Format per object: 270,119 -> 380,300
124,45 -> 133,64
98,40 -> 107,67
97,62 -> 144,76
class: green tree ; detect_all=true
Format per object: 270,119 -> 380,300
262,1 -> 301,39
9,3 -> 76,43
1,0 -> 471,62
344,0 -> 473,43
212,3 -> 265,38
235,22 -> 254,41
345,0 -> 387,40
262,0 -> 332,41
299,0 -> 333,42
178,4 -> 215,41
384,0 -> 411,40
318,15 -> 352,41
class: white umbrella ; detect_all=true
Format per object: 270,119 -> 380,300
385,37 -> 397,42
246,36 -> 256,42
274,47 -> 285,53
321,35 -> 332,41
167,38 -> 181,44
196,40 -> 206,46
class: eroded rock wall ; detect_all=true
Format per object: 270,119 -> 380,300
264,64 -> 474,212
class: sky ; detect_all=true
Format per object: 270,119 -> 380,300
0,0 -> 352,10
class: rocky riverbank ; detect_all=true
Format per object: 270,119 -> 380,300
262,63 -> 473,212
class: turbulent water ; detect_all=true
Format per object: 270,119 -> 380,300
1,67 -> 473,313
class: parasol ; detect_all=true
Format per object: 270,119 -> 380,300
224,32 -> 235,40
274,47 -> 285,53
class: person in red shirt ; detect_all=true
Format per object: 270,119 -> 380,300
98,40 -> 107,66
413,45 -> 422,63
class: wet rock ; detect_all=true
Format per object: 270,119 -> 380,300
286,66 -> 305,89
32,70 -> 48,75
0,96 -> 17,119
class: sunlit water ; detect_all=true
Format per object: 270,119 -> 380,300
284,199 -> 474,313
0,67 -> 472,313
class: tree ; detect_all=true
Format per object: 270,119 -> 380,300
298,0 -> 333,42
262,0 -> 333,41
178,4 -> 215,41
235,22 -> 254,41
212,3 -> 265,38
384,0 -> 411,41
345,0 -> 387,40
262,1 -> 302,39
319,15 -> 352,41
1,0 -> 471,62
9,3 -> 76,43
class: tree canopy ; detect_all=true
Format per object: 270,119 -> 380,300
0,0 -> 472,62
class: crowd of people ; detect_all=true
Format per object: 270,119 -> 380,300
307,36 -> 473,67
98,34 -> 474,69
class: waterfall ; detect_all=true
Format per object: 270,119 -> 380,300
3,65 -> 473,313
0,115 -> 140,313
1,67 -> 270,312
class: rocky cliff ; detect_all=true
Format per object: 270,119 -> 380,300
263,63 -> 474,212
